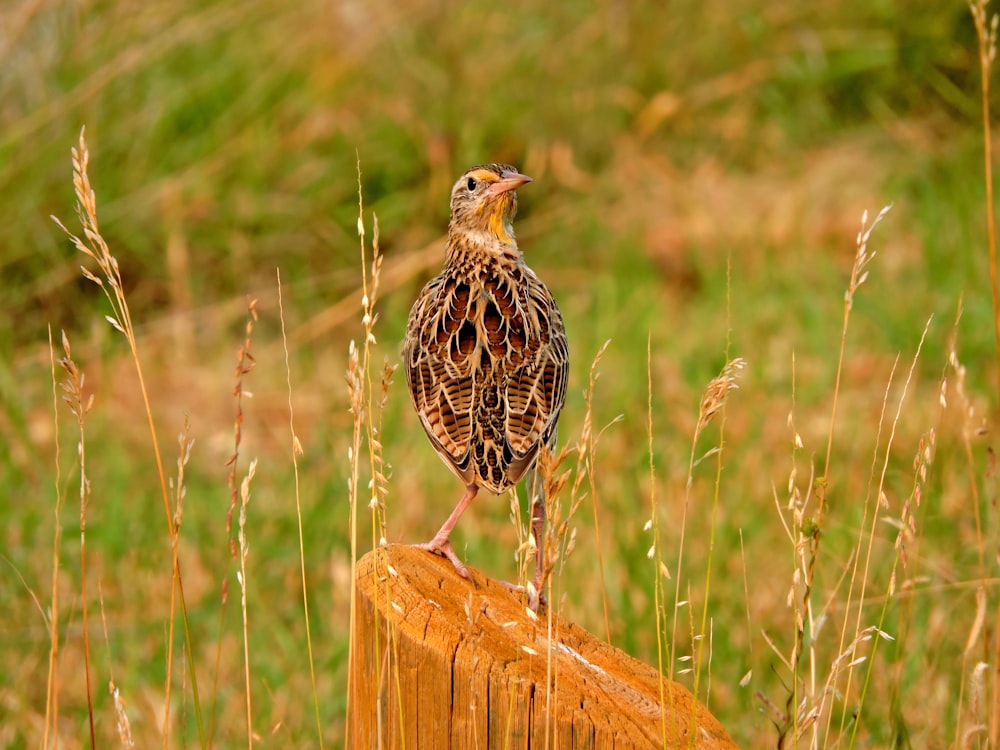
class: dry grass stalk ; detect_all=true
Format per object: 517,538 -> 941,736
801,206 -> 888,746
366,224 -> 404,748
968,5 -> 1000,725
529,440 -> 573,750
44,326 -> 66,750
583,340 -> 617,645
967,661 -> 991,747
738,530 -> 753,691
690,357 -> 746,729
345,335 -> 364,740
277,269 -> 324,746
891,428 -> 935,579
496,288 -> 614,750
880,416 -> 938,740
57,331 -> 97,748
837,318 -> 931,746
226,300 -> 258,546
969,0 -> 1000,400
237,457 -> 258,747
530,441 -> 572,601
816,204 -> 892,528
795,626 -> 895,743
210,299 -> 258,746
109,680 -> 136,749
946,319 -> 987,584
360,215 -> 393,527
758,206 -> 893,748
695,358 -> 746,439
345,158 -> 397,746
51,128 -> 204,746
942,314 -> 994,746
645,332 -> 670,746
667,356 -> 746,680
640,338 -> 743,742
172,417 -> 194,549
529,341 -> 621,627
99,579 -> 135,748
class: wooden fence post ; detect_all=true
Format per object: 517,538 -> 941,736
349,545 -> 738,749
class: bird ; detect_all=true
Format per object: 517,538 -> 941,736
404,163 -> 569,610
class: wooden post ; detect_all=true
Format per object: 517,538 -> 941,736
349,545 -> 739,749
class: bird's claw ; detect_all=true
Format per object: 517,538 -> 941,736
500,579 -> 547,612
413,537 -> 471,580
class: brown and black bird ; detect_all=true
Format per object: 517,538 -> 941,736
404,163 -> 569,610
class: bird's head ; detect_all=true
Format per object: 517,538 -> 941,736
448,164 -> 532,246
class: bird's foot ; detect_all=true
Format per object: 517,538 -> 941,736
500,580 -> 547,612
413,537 -> 471,580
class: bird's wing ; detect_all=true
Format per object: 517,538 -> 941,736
404,274 -> 477,480
502,276 -> 569,484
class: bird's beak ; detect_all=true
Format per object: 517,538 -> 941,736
486,170 -> 532,197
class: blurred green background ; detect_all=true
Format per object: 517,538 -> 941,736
3,0 -> 998,746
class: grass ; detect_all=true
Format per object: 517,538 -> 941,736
4,0 -> 1000,746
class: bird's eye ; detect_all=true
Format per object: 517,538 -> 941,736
466,177 -> 477,191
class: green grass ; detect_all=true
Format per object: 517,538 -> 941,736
4,0 -> 1000,746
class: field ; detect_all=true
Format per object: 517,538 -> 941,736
3,0 -> 1000,746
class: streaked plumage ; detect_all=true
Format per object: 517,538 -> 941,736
404,163 -> 568,609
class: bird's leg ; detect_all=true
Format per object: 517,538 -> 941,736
528,490 -> 546,612
497,485 -> 548,610
414,483 -> 479,579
